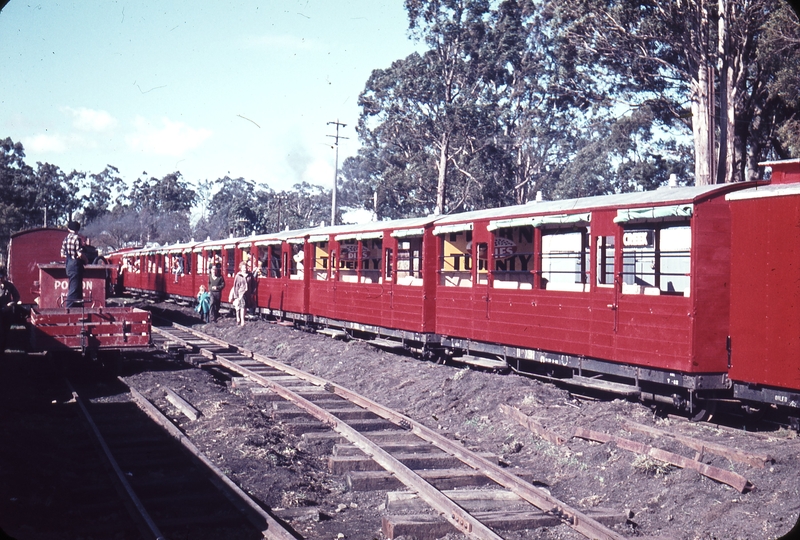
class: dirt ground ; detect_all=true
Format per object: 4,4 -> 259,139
132,301 -> 800,540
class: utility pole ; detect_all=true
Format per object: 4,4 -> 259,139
326,120 -> 348,226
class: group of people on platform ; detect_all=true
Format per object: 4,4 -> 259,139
195,261 -> 256,325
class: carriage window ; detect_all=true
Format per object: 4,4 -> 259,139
541,229 -> 589,291
397,238 -> 423,286
226,248 -> 235,277
385,248 -> 393,280
492,226 -> 534,290
184,253 -> 192,274
290,243 -> 303,280
312,242 -> 329,281
198,252 -> 208,274
269,246 -> 282,278
596,235 -> 615,286
338,239 -> 358,282
239,247 -> 251,272
440,230 -> 472,287
476,243 -> 489,285
622,225 -> 690,295
360,238 -> 382,284
208,250 -> 222,272
256,246 -> 268,277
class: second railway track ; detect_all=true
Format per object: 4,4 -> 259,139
152,320 -> 630,539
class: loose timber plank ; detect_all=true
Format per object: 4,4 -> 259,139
499,404 -> 566,445
623,420 -> 773,468
573,426 -> 753,493
164,388 -> 201,421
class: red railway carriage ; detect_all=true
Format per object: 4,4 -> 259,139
160,241 -> 199,300
303,216 -> 438,345
430,181 -> 752,412
727,159 -> 800,411
8,227 -> 66,305
109,159 -> 800,423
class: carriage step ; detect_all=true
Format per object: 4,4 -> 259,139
456,354 -> 509,371
366,338 -> 405,350
571,375 -> 640,396
317,328 -> 347,339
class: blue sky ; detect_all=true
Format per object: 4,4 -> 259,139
0,1 -> 418,195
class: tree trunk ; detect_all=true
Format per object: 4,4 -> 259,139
692,64 -> 715,185
435,131 -> 450,215
717,0 -> 738,184
691,0 -> 714,186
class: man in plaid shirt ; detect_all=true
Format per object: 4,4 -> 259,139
60,221 -> 85,308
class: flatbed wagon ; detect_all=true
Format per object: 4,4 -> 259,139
6,228 -> 151,356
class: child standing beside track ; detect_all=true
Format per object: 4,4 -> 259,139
195,285 -> 211,323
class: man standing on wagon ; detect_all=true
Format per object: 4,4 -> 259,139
60,220 -> 85,308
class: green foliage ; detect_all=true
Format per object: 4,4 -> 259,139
343,0 -> 799,214
81,165 -> 126,224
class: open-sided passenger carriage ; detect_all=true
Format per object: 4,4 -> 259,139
110,160 -> 800,427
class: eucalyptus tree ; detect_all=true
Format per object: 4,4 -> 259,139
80,165 -> 126,225
353,0 -> 502,216
124,171 -> 196,245
555,0 -> 800,184
201,176 -> 260,239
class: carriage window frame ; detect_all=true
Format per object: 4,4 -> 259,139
596,235 -> 615,287
359,237 -> 382,284
263,245 -> 282,278
207,249 -> 222,273
539,227 -> 590,292
491,225 -> 535,290
621,222 -> 691,296
396,237 -> 423,286
336,239 -> 358,282
311,241 -> 330,281
384,248 -> 394,281
289,243 -> 303,280
225,248 -> 236,277
439,229 -> 473,288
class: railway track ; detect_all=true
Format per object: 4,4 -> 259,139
152,320 -> 630,540
65,371 -> 295,540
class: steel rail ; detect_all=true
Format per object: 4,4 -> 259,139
125,384 -> 297,540
156,323 -> 627,540
65,379 -> 166,540
152,326 -> 502,539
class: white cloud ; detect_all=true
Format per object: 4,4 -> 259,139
126,117 -> 212,157
24,133 -> 68,153
62,106 -> 117,132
